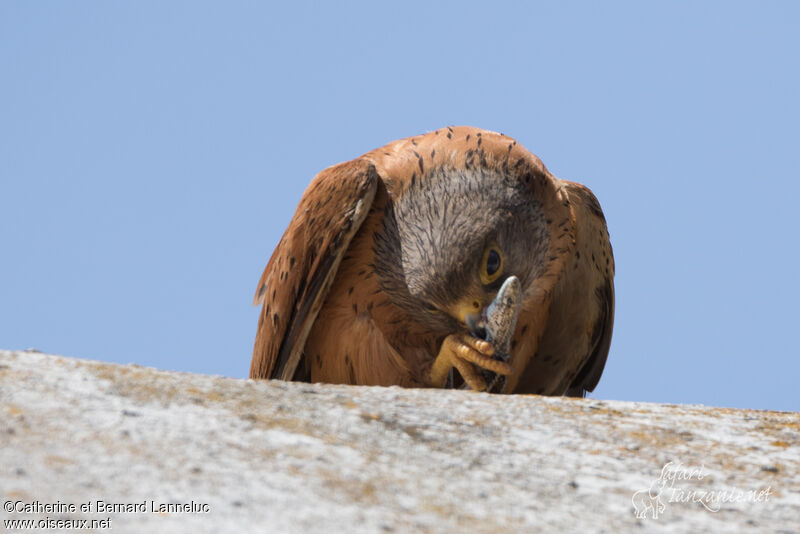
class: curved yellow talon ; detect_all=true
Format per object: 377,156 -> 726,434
429,334 -> 511,391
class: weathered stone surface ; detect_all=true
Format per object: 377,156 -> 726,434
1,349 -> 798,533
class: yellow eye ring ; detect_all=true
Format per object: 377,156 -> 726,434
480,246 -> 503,285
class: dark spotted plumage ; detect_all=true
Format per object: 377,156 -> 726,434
251,126 -> 614,397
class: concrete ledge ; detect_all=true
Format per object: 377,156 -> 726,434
1,349 -> 798,533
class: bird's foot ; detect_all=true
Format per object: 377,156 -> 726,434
429,334 -> 511,391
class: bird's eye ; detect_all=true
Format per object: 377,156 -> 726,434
481,247 -> 503,285
425,303 -> 440,314
486,250 -> 501,275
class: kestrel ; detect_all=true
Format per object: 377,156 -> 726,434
250,126 -> 614,396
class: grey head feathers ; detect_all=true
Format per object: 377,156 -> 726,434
373,165 -> 549,332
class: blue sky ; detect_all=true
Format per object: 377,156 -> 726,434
1,2 -> 798,411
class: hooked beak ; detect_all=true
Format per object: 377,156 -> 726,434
455,276 -> 523,345
466,313 -> 489,341
447,298 -> 489,340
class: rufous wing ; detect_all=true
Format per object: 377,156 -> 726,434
250,158 -> 379,380
563,181 -> 615,396
566,276 -> 614,396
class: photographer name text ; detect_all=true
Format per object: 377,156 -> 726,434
5,500 -> 210,515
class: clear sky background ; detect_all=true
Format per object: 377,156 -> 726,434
2,2 -> 798,412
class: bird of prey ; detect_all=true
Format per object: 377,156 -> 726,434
250,126 -> 614,396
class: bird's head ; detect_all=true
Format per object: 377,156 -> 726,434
374,165 -> 550,339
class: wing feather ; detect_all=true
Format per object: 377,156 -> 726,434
250,158 -> 378,380
563,182 -> 615,396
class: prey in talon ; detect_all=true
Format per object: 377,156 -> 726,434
463,275 -> 522,393
439,275 -> 521,393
